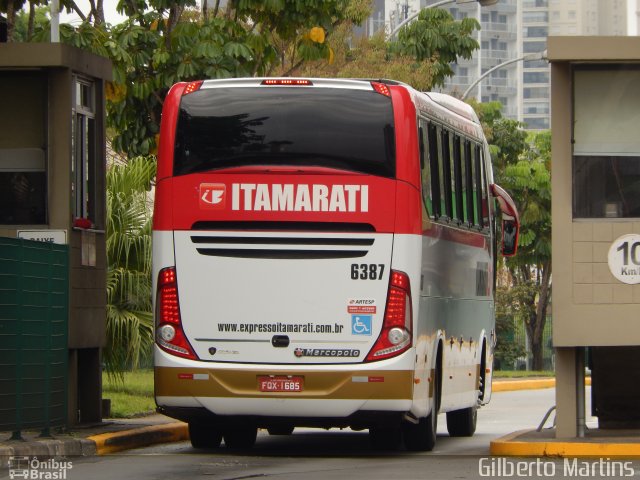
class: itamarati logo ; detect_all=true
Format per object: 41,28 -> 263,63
8,456 -> 73,480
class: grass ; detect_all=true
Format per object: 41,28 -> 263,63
102,369 -> 155,418
493,370 -> 555,378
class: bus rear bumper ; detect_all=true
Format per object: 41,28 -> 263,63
155,363 -> 415,423
156,402 -> 409,430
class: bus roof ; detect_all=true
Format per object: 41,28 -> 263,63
423,91 -> 481,126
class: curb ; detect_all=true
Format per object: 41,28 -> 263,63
0,439 -> 96,468
492,377 -> 591,392
490,429 -> 640,459
87,422 -> 189,455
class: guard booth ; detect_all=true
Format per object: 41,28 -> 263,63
0,43 -> 111,431
549,36 -> 640,438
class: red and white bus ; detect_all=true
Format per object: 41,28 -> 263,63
153,78 -> 519,451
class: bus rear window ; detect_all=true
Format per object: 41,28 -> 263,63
174,87 -> 395,177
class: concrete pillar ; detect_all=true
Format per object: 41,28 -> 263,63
555,347 -> 586,438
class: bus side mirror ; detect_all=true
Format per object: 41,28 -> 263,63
490,184 -> 520,257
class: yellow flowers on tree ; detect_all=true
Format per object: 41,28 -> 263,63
308,26 -> 325,44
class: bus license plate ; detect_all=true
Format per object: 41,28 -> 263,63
258,376 -> 304,393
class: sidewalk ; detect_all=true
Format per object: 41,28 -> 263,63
0,377 -> 637,462
0,414 -> 186,468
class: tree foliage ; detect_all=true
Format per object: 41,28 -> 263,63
105,156 -> 156,374
297,6 -> 481,91
392,7 -> 480,88
297,31 -> 437,91
501,131 -> 551,370
12,0 -> 484,155
494,286 -> 527,370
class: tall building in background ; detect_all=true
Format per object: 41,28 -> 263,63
520,0 -> 550,130
370,0 -> 631,130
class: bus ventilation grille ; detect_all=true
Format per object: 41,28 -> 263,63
190,235 -> 375,260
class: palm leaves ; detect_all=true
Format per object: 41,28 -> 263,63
105,156 -> 156,374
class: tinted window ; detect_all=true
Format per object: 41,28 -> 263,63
574,156 -> 640,218
174,87 -> 395,177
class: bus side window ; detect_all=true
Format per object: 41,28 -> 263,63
428,122 -> 441,218
464,140 -> 475,227
474,144 -> 486,229
440,128 -> 453,219
452,134 -> 464,224
418,122 -> 431,219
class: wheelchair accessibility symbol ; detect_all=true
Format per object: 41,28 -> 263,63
351,315 -> 372,336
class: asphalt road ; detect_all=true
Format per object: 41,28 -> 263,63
37,387 -> 640,480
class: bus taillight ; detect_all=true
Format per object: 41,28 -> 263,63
366,270 -> 412,362
371,81 -> 391,97
183,80 -> 203,96
156,267 -> 198,360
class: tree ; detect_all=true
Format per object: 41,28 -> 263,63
501,131 -> 551,370
0,0 -> 25,40
45,0 -> 360,157
297,31 -> 437,91
1,0 -> 103,41
297,6 -> 482,91
105,156 -> 156,374
494,286 -> 527,370
392,7 -> 480,88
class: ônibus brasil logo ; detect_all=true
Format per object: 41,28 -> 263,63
198,183 -> 369,213
199,183 -> 226,210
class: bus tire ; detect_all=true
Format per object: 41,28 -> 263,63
223,426 -> 258,449
369,425 -> 402,451
188,423 -> 222,449
403,363 -> 439,451
402,412 -> 436,451
267,426 -> 295,435
446,405 -> 477,437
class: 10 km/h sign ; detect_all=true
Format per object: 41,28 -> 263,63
608,234 -> 640,284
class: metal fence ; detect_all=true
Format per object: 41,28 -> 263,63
0,237 -> 68,437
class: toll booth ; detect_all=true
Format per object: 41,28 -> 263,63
549,36 -> 640,438
0,43 -> 111,430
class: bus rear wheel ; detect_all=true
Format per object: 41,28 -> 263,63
404,353 -> 440,451
188,423 -> 222,449
223,425 -> 258,449
446,405 -> 477,437
402,411 -> 437,451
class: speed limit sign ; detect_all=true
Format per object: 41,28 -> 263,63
608,234 -> 640,284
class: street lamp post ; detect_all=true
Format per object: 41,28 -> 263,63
388,0 -> 498,39
460,50 -> 548,100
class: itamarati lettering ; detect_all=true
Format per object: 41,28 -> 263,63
231,184 -> 369,213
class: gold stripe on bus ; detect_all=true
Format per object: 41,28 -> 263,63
155,367 -> 413,400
